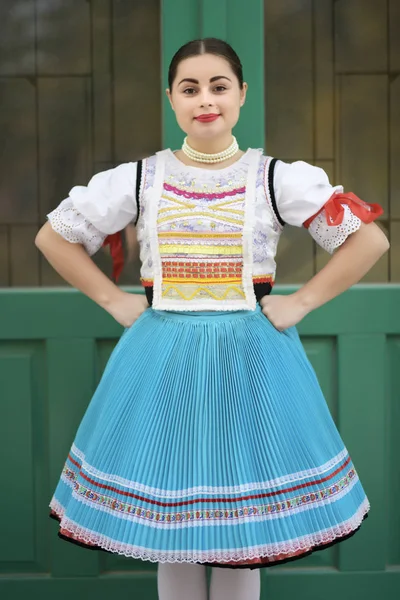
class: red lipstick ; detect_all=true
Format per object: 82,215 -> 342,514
195,114 -> 220,123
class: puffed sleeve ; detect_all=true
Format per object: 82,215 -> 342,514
46,162 -> 138,280
273,160 -> 383,253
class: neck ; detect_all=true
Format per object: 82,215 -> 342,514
185,134 -> 234,154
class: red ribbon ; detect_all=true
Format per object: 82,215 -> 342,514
103,232 -> 124,282
303,192 -> 384,229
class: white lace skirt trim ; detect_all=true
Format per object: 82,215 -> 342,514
49,495 -> 370,564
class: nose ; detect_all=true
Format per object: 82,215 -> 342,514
199,88 -> 214,107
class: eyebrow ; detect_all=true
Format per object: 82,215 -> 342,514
177,76 -> 232,86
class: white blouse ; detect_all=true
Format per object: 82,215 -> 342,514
47,154 -> 361,258
46,149 -> 371,310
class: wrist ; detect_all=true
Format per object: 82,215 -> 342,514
97,285 -> 125,311
293,287 -> 318,313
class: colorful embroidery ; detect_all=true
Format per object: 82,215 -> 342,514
59,451 -> 358,526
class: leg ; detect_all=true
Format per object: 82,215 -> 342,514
157,562 -> 208,600
209,567 -> 261,600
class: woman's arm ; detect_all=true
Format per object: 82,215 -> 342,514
35,223 -> 148,326
294,221 -> 389,311
260,222 -> 390,330
35,222 -> 123,309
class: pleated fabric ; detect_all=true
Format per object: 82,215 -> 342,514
49,303 -> 370,569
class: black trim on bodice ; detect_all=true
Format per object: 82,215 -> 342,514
268,158 -> 285,227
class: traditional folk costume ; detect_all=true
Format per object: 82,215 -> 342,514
47,148 -> 382,568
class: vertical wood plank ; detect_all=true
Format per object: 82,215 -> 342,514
390,76 -> 400,218
47,338 -> 99,577
337,75 -> 388,213
36,0 -> 90,74
314,0 -> 334,159
387,336 -> 400,565
162,0 -> 200,149
389,0 -> 400,71
228,0 -> 265,149
0,226 -> 9,286
113,0 -> 161,161
337,333 -> 386,571
390,222 -> 400,282
92,0 -> 112,163
275,226 -> 314,284
38,77 -> 92,218
335,0 -> 387,72
264,0 -> 313,158
0,0 -> 35,75
10,226 -> 40,286
0,78 -> 37,223
0,353 -> 35,561
201,0 -> 227,39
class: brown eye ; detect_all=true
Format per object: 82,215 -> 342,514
214,86 -> 227,92
183,88 -> 196,94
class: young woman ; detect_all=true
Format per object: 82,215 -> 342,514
35,38 -> 389,600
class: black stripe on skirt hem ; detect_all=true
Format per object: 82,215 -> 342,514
49,510 -> 369,569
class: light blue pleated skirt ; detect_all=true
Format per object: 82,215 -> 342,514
49,302 -> 370,569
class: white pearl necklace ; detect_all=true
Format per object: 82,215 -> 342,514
182,136 -> 239,164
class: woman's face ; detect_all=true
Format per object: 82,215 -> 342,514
166,53 -> 247,141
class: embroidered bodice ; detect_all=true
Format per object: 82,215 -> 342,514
47,148 -> 382,311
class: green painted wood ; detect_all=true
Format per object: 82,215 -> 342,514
0,286 -> 399,597
1,286 -> 399,340
0,570 -> 399,600
162,0 -> 265,150
0,341 -> 49,575
47,338 -> 99,578
337,334 -> 387,572
387,335 -> 400,566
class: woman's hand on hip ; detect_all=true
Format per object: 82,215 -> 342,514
105,290 -> 150,328
260,294 -> 309,331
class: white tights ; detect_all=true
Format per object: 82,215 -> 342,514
157,562 -> 261,600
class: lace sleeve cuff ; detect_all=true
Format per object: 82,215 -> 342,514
307,204 -> 362,254
47,197 -> 108,255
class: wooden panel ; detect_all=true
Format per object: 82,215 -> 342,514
36,0 -> 90,74
264,0 -> 313,159
0,353 -> 34,561
201,0 -> 227,39
337,75 -> 388,214
0,227 -> 9,286
390,221 -> 400,282
315,0 -> 334,160
0,342 -> 48,572
0,0 -> 35,75
10,226 -> 40,286
335,0 -> 387,72
274,225 -> 314,284
227,0 -> 265,149
38,77 -> 91,218
389,0 -> 400,71
47,338 -> 99,577
0,78 -> 37,224
337,333 -> 386,571
390,76 -> 400,218
387,336 -> 400,566
162,0 -> 200,150
113,0 -> 161,161
92,0 -> 112,163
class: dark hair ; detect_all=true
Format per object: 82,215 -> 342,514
168,38 -> 244,91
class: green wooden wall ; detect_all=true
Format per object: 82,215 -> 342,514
1,286 -> 399,599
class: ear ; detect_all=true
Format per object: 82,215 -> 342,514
166,88 -> 175,111
240,82 -> 248,107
